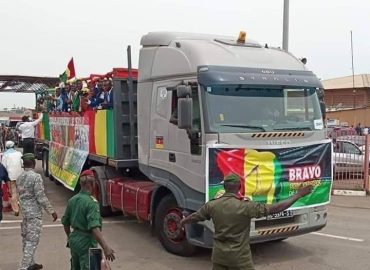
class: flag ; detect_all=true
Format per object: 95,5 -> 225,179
59,58 -> 76,82
216,149 -> 281,204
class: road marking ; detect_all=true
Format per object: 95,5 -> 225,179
311,232 -> 365,242
0,219 -> 137,230
0,220 -> 23,224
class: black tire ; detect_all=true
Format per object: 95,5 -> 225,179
42,151 -> 49,177
155,195 -> 196,256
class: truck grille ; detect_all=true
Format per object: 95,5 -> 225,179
255,216 -> 296,229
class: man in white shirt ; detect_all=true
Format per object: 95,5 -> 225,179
2,141 -> 23,216
19,114 -> 43,155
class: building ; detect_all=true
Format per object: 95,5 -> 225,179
323,74 -> 370,126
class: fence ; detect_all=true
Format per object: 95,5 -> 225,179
330,131 -> 370,192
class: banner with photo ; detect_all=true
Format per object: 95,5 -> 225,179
207,140 -> 332,209
48,116 -> 89,190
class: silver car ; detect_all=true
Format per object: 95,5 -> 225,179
333,140 -> 366,175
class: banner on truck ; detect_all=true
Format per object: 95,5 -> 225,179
48,116 -> 89,190
206,140 -> 332,209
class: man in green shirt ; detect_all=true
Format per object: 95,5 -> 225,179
61,170 -> 115,270
180,173 -> 313,270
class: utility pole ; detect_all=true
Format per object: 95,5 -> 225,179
351,30 -> 356,109
282,0 -> 290,51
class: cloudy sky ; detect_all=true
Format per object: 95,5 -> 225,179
0,0 -> 369,109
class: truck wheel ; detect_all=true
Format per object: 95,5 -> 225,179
155,195 -> 196,256
92,174 -> 112,217
42,151 -> 49,177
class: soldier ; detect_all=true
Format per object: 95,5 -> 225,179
180,173 -> 313,270
17,153 -> 57,270
62,170 -> 115,270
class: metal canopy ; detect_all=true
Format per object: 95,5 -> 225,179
0,75 -> 59,93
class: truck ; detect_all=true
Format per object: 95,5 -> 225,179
35,31 -> 332,256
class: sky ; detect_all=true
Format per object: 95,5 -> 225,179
0,0 -> 369,109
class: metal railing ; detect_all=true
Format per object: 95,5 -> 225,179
331,131 -> 370,192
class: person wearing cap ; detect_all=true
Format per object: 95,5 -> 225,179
18,113 -> 43,155
0,162 -> 11,222
180,173 -> 313,270
62,170 -> 115,270
1,140 -> 23,216
17,153 -> 57,270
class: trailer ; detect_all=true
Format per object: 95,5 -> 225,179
36,31 -> 332,256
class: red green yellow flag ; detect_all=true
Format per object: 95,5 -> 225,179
59,58 -> 76,82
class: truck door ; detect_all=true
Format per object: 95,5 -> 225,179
148,84 -> 171,170
167,86 -> 205,194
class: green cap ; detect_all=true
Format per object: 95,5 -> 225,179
22,153 -> 35,161
223,173 -> 240,183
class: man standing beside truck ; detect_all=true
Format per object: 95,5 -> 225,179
19,114 -> 43,155
180,173 -> 313,270
17,153 -> 57,270
62,170 -> 115,270
2,140 -> 23,216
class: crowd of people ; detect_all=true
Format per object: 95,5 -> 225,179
0,124 -> 16,151
37,78 -> 114,113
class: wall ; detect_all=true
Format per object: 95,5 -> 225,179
327,107 -> 370,127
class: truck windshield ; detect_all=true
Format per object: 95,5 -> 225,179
203,85 -> 323,133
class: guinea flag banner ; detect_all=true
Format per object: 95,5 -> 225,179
206,140 -> 332,209
59,58 -> 76,82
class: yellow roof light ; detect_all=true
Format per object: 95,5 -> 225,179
237,31 -> 246,44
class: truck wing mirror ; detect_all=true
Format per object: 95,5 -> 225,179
320,101 -> 326,120
177,85 -> 192,98
178,97 -> 193,130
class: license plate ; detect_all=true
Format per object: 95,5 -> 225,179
267,210 -> 293,220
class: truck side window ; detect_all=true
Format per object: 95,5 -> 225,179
169,88 -> 201,132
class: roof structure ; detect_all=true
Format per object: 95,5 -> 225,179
322,74 -> 370,90
0,75 -> 59,93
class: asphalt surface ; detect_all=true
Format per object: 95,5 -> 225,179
1,163 -> 369,270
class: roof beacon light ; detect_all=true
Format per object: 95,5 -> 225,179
237,31 -> 246,44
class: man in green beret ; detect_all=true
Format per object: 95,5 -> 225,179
17,153 -> 57,270
180,173 -> 313,270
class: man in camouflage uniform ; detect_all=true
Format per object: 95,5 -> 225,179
180,173 -> 313,270
16,153 -> 58,270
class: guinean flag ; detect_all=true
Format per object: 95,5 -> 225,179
216,149 -> 282,204
59,58 -> 76,82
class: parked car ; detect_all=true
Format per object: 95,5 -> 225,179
333,139 -> 366,175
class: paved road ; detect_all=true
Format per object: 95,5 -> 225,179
1,164 -> 369,270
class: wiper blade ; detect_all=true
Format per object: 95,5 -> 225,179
273,126 -> 312,131
220,124 -> 268,132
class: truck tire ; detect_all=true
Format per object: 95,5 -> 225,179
155,195 -> 196,256
42,151 -> 49,177
92,173 -> 112,217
